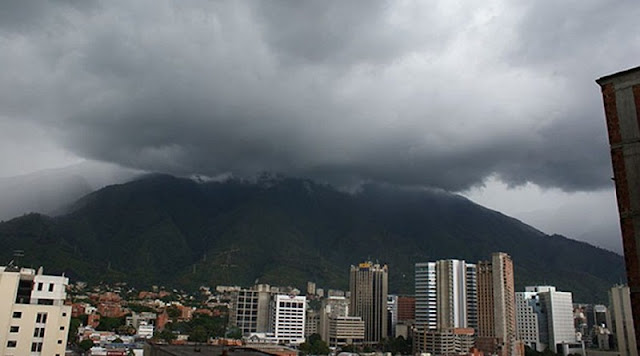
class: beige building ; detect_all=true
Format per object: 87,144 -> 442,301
349,261 -> 388,343
414,327 -> 475,356
610,285 -> 638,356
477,252 -> 522,356
0,265 -> 71,356
328,316 -> 365,348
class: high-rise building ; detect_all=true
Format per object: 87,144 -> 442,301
516,286 -> 575,353
476,252 -> 521,356
414,260 -> 477,354
349,261 -> 388,343
270,295 -> 307,345
396,296 -> 416,323
610,285 -> 638,356
319,296 -> 350,343
597,66 -> 640,356
538,288 -> 576,352
0,265 -> 71,356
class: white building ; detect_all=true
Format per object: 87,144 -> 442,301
515,286 -> 576,354
137,321 -> 154,339
328,316 -> 365,348
0,265 -> 71,356
270,294 -> 306,345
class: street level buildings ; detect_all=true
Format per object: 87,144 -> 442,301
0,265 -> 71,356
349,261 -> 388,343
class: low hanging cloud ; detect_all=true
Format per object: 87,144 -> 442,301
1,0 -> 639,191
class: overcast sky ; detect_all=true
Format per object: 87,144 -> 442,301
1,0 -> 638,252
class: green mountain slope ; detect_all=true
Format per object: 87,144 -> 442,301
0,174 -> 625,303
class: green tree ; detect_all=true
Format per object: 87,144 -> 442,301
155,329 -> 176,342
299,334 -> 330,355
79,339 -> 95,351
226,326 -> 242,339
189,325 -> 208,343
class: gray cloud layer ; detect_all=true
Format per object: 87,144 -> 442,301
1,0 -> 639,191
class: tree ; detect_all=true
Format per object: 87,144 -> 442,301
226,326 -> 242,340
113,337 -> 124,344
299,334 -> 330,355
155,329 -> 176,342
79,339 -> 95,351
189,325 -> 208,343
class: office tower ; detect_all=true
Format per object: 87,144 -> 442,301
231,284 -> 273,335
415,260 -> 477,330
307,282 -> 316,296
597,66 -> 640,356
477,252 -> 521,356
349,261 -> 388,343
610,285 -> 638,356
538,288 -> 575,352
516,286 -> 575,353
271,295 -> 307,345
414,260 -> 477,354
415,262 -> 437,330
0,265 -> 71,356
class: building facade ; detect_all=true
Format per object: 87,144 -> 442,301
610,285 -> 638,356
231,284 -> 273,335
476,252 -> 521,356
328,316 -> 365,348
0,266 -> 71,356
349,261 -> 388,343
270,295 -> 306,345
597,66 -> 640,356
414,259 -> 477,354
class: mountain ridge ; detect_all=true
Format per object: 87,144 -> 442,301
0,174 -> 624,303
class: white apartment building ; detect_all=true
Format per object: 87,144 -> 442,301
0,265 -> 71,356
270,295 -> 306,345
516,288 -> 545,351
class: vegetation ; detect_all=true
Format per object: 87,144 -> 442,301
79,339 -> 95,351
0,175 -> 625,302
299,334 -> 330,355
96,316 -> 126,332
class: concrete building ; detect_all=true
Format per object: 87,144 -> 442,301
0,265 -> 71,356
414,328 -> 476,356
231,284 -> 273,335
597,66 -> 640,356
610,285 -> 637,356
349,261 -> 388,343
476,252 -> 522,356
414,259 -> 478,354
538,288 -> 576,353
328,316 -> 365,348
516,289 -> 544,351
305,309 -> 319,337
270,295 -> 306,345
516,286 -> 576,353
396,296 -> 415,323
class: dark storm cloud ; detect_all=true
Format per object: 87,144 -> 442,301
1,0 -> 638,191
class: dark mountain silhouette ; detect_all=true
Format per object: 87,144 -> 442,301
0,174 -> 624,302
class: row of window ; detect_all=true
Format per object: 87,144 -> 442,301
6,340 -> 63,350
12,311 -> 66,321
36,282 -> 55,292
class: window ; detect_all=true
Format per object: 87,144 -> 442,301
49,283 -> 54,292
31,342 -> 43,352
7,340 -> 16,348
12,311 -> 21,318
57,340 -> 62,344
60,326 -> 65,331
62,312 -> 67,317
9,326 -> 19,332
37,282 -> 43,291
33,327 -> 45,338
36,313 -> 47,324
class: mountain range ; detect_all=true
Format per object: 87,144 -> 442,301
0,174 -> 625,303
